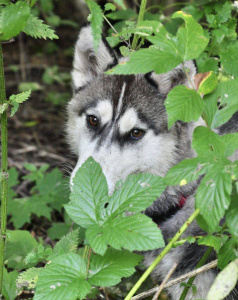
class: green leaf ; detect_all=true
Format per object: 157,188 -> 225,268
18,82 -> 43,92
86,214 -> 165,255
47,223 -> 71,240
106,9 -> 136,20
5,230 -> 38,270
164,157 -> 208,186
34,253 -> 91,300
172,11 -> 209,60
10,101 -> 19,117
226,193 -> 238,237
65,157 -> 108,228
209,79 -> 238,129
165,85 -> 204,129
0,1 -> 30,41
0,103 -> 9,114
198,71 -> 218,96
197,235 -> 227,252
66,158 -> 165,255
85,0 -> 103,51
17,267 -> 42,290
195,165 -> 232,233
218,238 -> 238,269
88,248 -> 142,286
2,268 -> 18,300
221,43 -> 238,77
221,133 -> 238,157
23,14 -> 58,40
48,229 -> 80,260
207,259 -> 238,300
9,90 -> 31,103
104,3 -> 116,12
8,196 -> 52,229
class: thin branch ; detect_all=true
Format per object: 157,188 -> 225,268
152,263 -> 178,300
103,15 -> 131,48
131,260 -> 218,300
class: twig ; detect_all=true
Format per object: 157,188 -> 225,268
125,208 -> 200,300
152,263 -> 178,300
103,15 -> 131,48
131,260 -> 218,300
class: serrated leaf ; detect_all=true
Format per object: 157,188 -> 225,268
2,268 -> 18,300
109,13 -> 208,75
104,3 -> 116,12
85,0 -> 103,51
198,71 -> 218,96
165,85 -> 204,129
86,214 -> 165,255
221,43 -> 238,77
9,90 -> 31,103
221,133 -> 238,157
5,230 -> 38,270
10,101 -> 19,117
0,103 -> 9,114
218,238 -> 238,269
207,259 -> 238,300
106,9 -> 136,20
65,158 -> 108,228
0,1 -> 30,41
88,248 -> 142,286
208,79 -> 238,129
8,196 -> 52,229
195,165 -> 232,233
23,14 -> 58,40
48,229 -> 80,260
34,253 -> 91,300
172,11 -> 209,60
164,157 -> 208,186
17,267 -> 42,289
197,235 -> 227,252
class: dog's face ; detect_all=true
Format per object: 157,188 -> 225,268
67,26 -> 197,194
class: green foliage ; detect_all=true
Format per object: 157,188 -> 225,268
2,268 -> 18,300
65,158 -> 165,255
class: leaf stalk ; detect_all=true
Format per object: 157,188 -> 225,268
132,0 -> 147,50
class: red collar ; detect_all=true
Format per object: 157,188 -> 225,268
178,195 -> 188,208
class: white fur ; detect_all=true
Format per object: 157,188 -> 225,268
87,100 -> 113,125
119,108 -> 140,134
115,82 -> 126,119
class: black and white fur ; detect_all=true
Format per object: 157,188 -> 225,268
66,26 -> 238,300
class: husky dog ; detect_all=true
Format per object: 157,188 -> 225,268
66,26 -> 238,300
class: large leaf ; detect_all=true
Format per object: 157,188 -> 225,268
86,214 -> 165,255
220,43 -> 238,77
34,253 -> 91,300
65,158 -> 165,255
165,85 -> 204,129
226,193 -> 238,237
23,14 -> 58,39
65,158 -> 108,228
207,259 -> 238,300
85,0 -> 103,51
5,230 -> 38,270
206,79 -> 238,129
218,238 -> 238,269
109,12 -> 208,74
0,1 -> 30,41
88,248 -> 142,286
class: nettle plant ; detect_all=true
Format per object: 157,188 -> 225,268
1,0 -> 238,300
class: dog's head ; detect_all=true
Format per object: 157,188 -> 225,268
67,25 -> 199,193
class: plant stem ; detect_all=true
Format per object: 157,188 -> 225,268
0,43 -> 8,294
125,208 -> 200,300
132,0 -> 147,50
179,246 -> 213,300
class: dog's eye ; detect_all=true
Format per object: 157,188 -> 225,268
130,129 -> 145,140
87,115 -> 98,127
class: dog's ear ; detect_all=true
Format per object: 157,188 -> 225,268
72,25 -> 118,91
147,61 -> 197,94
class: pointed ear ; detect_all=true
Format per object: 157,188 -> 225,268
148,61 -> 197,94
72,25 -> 118,91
